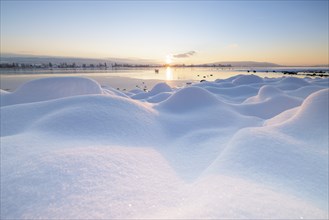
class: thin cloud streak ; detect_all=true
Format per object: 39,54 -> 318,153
173,51 -> 196,58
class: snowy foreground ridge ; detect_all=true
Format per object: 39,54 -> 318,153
1,75 -> 328,219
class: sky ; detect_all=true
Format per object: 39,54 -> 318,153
1,0 -> 328,66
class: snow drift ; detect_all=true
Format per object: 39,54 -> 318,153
1,76 -> 328,219
0,77 -> 103,106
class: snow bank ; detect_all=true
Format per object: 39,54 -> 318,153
243,85 -> 283,103
203,85 -> 258,99
237,94 -> 302,119
264,107 -> 299,126
1,77 -> 103,106
232,74 -> 263,85
278,88 -> 329,145
146,92 -> 172,103
128,88 -> 144,94
131,82 -> 172,100
0,89 -> 9,94
150,82 -> 172,94
276,77 -> 310,90
157,86 -> 220,113
1,94 -> 162,146
205,89 -> 328,209
280,77 -> 310,86
1,75 -> 328,219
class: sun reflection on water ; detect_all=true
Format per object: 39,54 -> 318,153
165,67 -> 173,80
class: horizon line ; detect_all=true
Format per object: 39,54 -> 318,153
1,52 -> 328,67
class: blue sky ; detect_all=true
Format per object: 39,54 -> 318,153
1,1 -> 328,65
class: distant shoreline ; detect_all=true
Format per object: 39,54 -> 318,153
0,66 -> 328,79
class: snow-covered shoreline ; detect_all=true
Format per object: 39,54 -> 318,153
1,75 -> 328,219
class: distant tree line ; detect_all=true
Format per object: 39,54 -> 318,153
0,62 -> 232,69
0,62 -> 108,69
167,64 -> 232,68
112,63 -> 158,68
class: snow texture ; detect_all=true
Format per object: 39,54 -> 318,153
1,75 -> 328,219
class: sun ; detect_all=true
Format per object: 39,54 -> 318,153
165,54 -> 172,65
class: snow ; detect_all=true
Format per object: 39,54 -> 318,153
232,74 -> 263,85
131,82 -> 172,100
1,77 -> 103,106
157,86 -> 221,113
0,89 -> 9,94
237,93 -> 302,119
149,82 -> 173,94
128,88 -> 144,94
276,77 -> 310,90
278,88 -> 329,145
243,85 -> 283,103
1,75 -> 328,219
146,92 -> 172,103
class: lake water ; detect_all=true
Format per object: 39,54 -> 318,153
1,67 -> 328,91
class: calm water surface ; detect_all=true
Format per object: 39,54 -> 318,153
1,67 -> 328,91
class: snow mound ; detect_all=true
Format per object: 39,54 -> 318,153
264,107 -> 299,126
146,92 -> 172,103
131,83 -> 172,100
232,74 -> 263,85
280,77 -> 309,86
150,82 -> 172,94
206,126 -> 328,209
157,86 -> 221,113
244,85 -> 283,103
129,88 -> 144,94
101,86 -> 129,98
286,85 -> 326,99
205,91 -> 328,209
1,77 -> 103,106
277,77 -> 310,90
312,78 -> 329,87
1,95 -> 162,145
214,82 -> 235,88
215,74 -> 242,83
0,89 -> 9,94
278,88 -> 329,145
237,95 -> 302,119
203,85 -> 259,102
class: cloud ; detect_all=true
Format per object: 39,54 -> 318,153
173,51 -> 196,58
226,44 -> 239,49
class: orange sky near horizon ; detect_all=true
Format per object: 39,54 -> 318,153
1,1 -> 328,66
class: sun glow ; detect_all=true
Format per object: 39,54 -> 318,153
166,55 -> 172,65
165,67 -> 173,80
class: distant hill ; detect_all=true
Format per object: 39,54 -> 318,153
312,64 -> 329,68
208,61 -> 283,67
